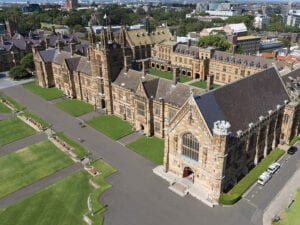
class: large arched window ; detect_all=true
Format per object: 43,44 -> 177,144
182,133 -> 200,161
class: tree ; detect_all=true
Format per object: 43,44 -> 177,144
73,24 -> 86,33
20,53 -> 34,71
9,66 -> 30,80
197,35 -> 231,51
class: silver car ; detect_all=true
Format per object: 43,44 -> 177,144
258,172 -> 272,186
267,162 -> 280,174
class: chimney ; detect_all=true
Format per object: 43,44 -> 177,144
206,74 -> 214,91
70,42 -> 76,56
188,39 -> 191,47
142,60 -> 149,77
172,67 -> 180,85
124,55 -> 131,72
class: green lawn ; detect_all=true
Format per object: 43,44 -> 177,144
0,102 -> 12,113
87,115 -> 133,140
0,95 -> 24,111
0,171 -> 92,225
53,132 -> 88,159
55,99 -> 94,117
190,81 -> 221,89
277,189 -> 300,225
23,81 -> 64,100
149,68 -> 173,80
179,76 -> 192,83
219,148 -> 285,204
19,111 -> 50,130
0,140 -> 73,199
126,136 -> 164,164
0,117 -> 36,146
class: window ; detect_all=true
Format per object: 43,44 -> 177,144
168,109 -> 177,121
241,70 -> 245,76
127,108 -> 131,118
137,102 -> 145,116
155,107 -> 160,116
223,66 -> 226,72
154,122 -> 160,132
182,133 -> 199,161
284,114 -> 289,124
119,105 -> 125,114
235,68 -> 238,74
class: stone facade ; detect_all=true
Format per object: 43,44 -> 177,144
33,27 -> 300,205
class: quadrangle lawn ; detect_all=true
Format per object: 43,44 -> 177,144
126,136 -> 164,165
0,102 -> 12,113
0,171 -> 92,225
0,117 -> 36,147
0,140 -> 73,199
23,81 -> 64,100
55,99 -> 94,117
87,115 -> 133,140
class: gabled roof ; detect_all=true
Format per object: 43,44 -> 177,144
39,48 -> 58,63
194,67 -> 290,136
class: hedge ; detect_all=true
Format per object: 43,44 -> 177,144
219,148 -> 285,205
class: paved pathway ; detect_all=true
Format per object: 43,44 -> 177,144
2,85 -> 259,225
0,133 -> 47,157
117,132 -> 142,145
0,113 -> 14,120
0,72 -> 34,90
0,163 -> 82,208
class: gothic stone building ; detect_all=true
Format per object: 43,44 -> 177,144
33,30 -> 300,205
162,67 -> 300,204
151,41 -> 285,86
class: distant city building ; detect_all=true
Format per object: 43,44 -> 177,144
253,14 -> 268,30
64,0 -> 78,11
200,23 -> 247,37
286,10 -> 300,28
229,35 -> 261,55
206,2 -> 241,17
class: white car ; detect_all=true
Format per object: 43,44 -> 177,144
258,172 -> 272,186
267,162 -> 280,174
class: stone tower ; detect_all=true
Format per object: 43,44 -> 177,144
89,27 -> 124,113
210,120 -> 231,201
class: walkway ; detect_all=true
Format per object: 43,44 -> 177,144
117,132 -> 142,146
2,85 -> 258,225
0,72 -> 34,90
0,133 -> 47,157
0,163 -> 82,208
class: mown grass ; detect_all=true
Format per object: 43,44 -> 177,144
0,170 -> 92,225
0,117 -> 36,146
126,136 -> 164,164
87,115 -> 133,140
0,95 -> 24,111
0,102 -> 12,113
23,81 -> 64,100
277,189 -> 300,225
219,148 -> 285,205
289,136 -> 300,146
55,99 -> 94,117
149,68 -> 173,80
0,140 -> 73,199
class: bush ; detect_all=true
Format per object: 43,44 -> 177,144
20,53 -> 34,71
219,193 -> 240,205
9,65 -> 30,80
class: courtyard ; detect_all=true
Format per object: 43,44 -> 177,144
55,99 -> 94,117
23,81 -> 64,100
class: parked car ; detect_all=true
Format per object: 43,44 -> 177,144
267,162 -> 280,174
287,146 -> 297,155
258,172 -> 272,186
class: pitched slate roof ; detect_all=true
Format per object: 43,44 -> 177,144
113,69 -> 203,107
212,51 -> 285,70
174,44 -> 200,58
39,48 -> 58,63
194,67 -> 290,136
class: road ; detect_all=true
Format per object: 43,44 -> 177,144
3,85 -> 295,225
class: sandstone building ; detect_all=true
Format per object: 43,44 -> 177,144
33,28 -> 300,205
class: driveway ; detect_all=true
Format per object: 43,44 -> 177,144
2,85 -> 262,225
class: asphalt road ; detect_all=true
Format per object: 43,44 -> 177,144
244,142 -> 300,211
1,85 -> 273,225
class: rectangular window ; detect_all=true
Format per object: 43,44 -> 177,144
137,102 -> 145,116
155,107 -> 160,116
154,122 -> 160,132
127,108 -> 131,119
168,109 -> 177,121
119,105 -> 125,114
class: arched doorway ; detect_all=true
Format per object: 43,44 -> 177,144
139,124 -> 144,134
195,73 -> 200,79
183,167 -> 194,183
101,99 -> 106,109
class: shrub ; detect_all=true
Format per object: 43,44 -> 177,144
9,65 -> 30,80
219,193 -> 240,205
20,53 -> 35,71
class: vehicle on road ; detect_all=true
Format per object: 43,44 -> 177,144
287,146 -> 297,155
258,172 -> 272,186
267,162 -> 280,174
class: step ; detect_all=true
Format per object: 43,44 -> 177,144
168,182 -> 189,197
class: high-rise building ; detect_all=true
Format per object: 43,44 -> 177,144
64,0 -> 78,11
